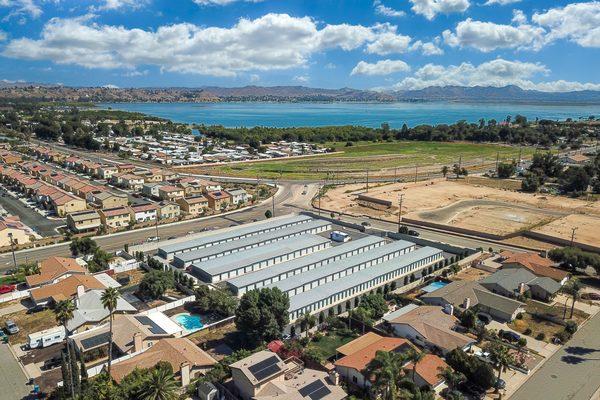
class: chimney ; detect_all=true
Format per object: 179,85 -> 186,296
328,371 -> 340,386
443,304 -> 454,316
518,282 -> 527,295
463,297 -> 471,309
76,285 -> 86,299
133,332 -> 143,353
180,362 -> 191,387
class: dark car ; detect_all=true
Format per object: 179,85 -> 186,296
500,330 -> 521,342
42,355 -> 62,371
494,378 -> 506,390
26,304 -> 48,314
407,230 -> 420,237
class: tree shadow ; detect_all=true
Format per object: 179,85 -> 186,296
561,355 -> 600,365
564,346 -> 598,356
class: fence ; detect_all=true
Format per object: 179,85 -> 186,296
138,295 -> 196,316
0,288 -> 30,304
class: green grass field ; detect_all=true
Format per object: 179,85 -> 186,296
188,141 -> 537,180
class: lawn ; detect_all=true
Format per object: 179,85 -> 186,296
508,300 -> 589,343
306,331 -> 358,361
1,308 -> 58,344
187,141 -> 536,180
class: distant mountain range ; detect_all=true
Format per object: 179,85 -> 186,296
1,82 -> 600,104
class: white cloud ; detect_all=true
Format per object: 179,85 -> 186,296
532,1 -> 600,48
511,9 -> 527,25
391,58 -> 600,92
410,37 -> 444,55
193,0 -> 263,5
443,18 -> 546,52
373,0 -> 405,17
3,13 -> 397,76
0,0 -> 42,21
351,59 -> 410,76
102,84 -> 119,88
409,0 -> 470,20
249,74 -> 260,82
91,0 -> 149,11
484,0 -> 521,5
0,30 -> 6,41
293,75 -> 309,83
365,25 -> 411,55
123,69 -> 148,77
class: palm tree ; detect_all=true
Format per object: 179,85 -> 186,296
485,342 -> 514,394
54,299 -> 75,399
140,368 -> 178,400
437,367 -> 465,393
565,280 -> 582,319
101,287 -> 120,376
363,350 -> 407,400
300,313 -> 317,338
407,349 -> 425,382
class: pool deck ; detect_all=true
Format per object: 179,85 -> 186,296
421,281 -> 449,293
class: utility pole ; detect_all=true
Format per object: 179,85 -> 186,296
570,227 -> 578,247
7,232 -> 17,270
397,193 -> 404,233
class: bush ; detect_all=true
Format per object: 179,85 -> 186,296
524,328 -> 532,335
516,313 -> 523,320
536,333 -> 546,341
565,320 -> 578,334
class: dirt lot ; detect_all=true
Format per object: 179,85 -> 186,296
0,308 -> 58,344
451,267 -> 491,282
321,178 -> 600,244
531,214 -> 600,248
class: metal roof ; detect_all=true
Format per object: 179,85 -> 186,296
173,220 -> 331,265
227,236 -> 386,290
191,235 -> 331,277
289,247 -> 443,312
158,214 -> 313,256
265,240 -> 415,293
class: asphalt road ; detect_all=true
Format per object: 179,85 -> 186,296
510,311 -> 600,400
0,189 -> 63,236
0,344 -> 30,400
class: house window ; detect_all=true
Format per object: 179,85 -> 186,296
352,376 -> 358,383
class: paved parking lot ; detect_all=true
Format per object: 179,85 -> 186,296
0,344 -> 31,400
0,191 -> 63,236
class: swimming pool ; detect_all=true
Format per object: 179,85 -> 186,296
173,313 -> 204,331
421,281 -> 449,293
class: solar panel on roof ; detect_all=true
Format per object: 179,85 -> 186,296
299,380 -> 331,400
248,355 -> 281,381
135,316 -> 167,335
80,331 -> 110,350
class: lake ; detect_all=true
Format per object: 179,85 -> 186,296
99,102 -> 600,128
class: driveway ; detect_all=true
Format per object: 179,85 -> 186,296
510,310 -> 600,400
0,344 -> 31,399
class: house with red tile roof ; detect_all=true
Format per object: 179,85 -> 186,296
499,251 -> 569,284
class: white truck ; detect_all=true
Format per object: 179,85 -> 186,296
330,230 -> 351,243
28,326 -> 66,349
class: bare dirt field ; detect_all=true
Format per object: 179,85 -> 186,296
321,178 -> 600,246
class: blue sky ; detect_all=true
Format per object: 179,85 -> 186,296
0,0 -> 599,91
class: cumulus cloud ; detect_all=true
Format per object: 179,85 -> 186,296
410,37 -> 444,55
511,9 -> 527,25
373,0 -> 405,17
532,1 -> 600,48
391,58 -> 600,92
193,0 -> 263,5
409,0 -> 470,20
484,0 -> 521,5
351,59 -> 410,76
3,13 -> 401,76
443,18 -> 546,52
0,0 -> 42,21
91,0 -> 149,11
293,75 -> 309,83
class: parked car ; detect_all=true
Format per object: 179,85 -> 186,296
41,355 -> 62,371
26,304 -> 48,314
146,236 -> 160,242
500,330 -> 521,342
361,221 -> 371,227
477,312 -> 492,325
494,378 -> 506,390
0,284 -> 16,294
407,230 -> 420,237
5,319 -> 19,335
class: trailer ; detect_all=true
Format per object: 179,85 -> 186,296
28,326 -> 66,349
330,230 -> 351,243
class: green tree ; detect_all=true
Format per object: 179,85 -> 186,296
484,342 -> 514,393
70,237 -> 98,256
360,293 -> 388,320
363,350 -> 407,400
264,209 -> 273,219
446,348 -> 495,390
563,279 -> 582,319
235,288 -> 290,346
140,367 -> 178,400
101,287 -> 120,376
460,310 -> 477,330
521,172 -> 541,192
441,166 -> 449,178
139,270 -> 174,300
497,162 -> 516,179
437,367 -> 465,393
54,299 -> 76,399
560,166 -> 591,193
